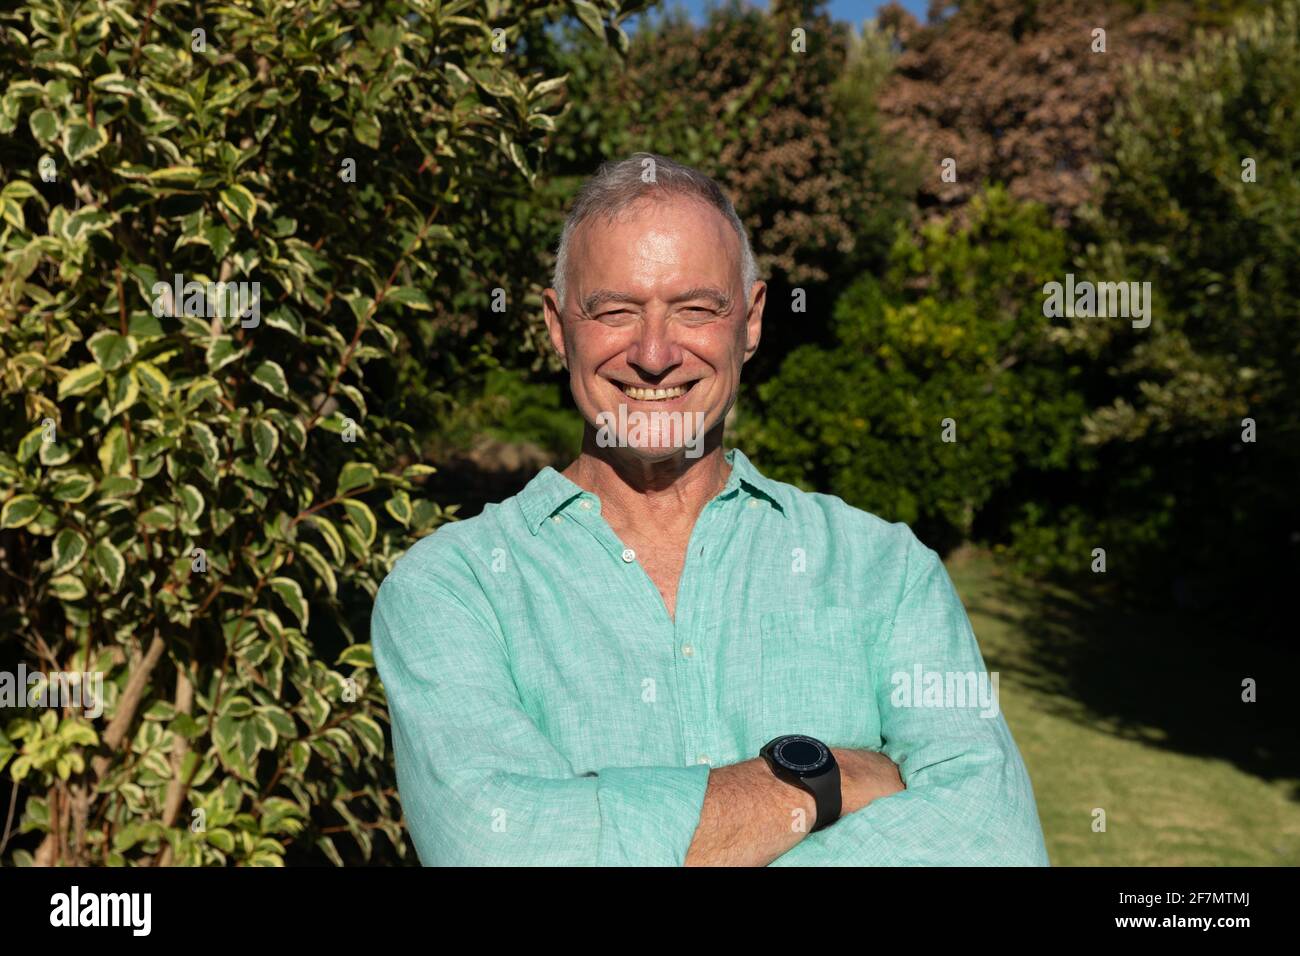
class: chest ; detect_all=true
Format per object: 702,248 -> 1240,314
624,536 -> 690,619
495,508 -> 897,768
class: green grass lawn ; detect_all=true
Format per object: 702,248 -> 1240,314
947,546 -> 1300,866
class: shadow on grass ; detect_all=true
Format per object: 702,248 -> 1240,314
966,566 -> 1300,800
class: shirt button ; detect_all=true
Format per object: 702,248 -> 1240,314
552,515 -> 563,524
747,498 -> 761,509
697,755 -> 711,765
621,548 -> 636,563
580,499 -> 592,510
682,644 -> 694,657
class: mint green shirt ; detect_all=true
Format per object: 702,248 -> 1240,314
371,448 -> 1049,866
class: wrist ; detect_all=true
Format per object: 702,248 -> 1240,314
760,736 -> 840,833
833,747 -> 901,815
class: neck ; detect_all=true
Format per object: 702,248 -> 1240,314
562,427 -> 731,533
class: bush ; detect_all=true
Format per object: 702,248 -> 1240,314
0,0 -> 642,865
741,186 -> 1085,551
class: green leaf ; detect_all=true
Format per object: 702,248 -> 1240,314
86,331 -> 138,371
11,755 -> 33,782
570,0 -> 605,39
48,574 -> 87,601
146,165 -> 202,184
342,498 -> 376,547
52,528 -> 88,575
384,287 -> 432,311
338,521 -> 367,561
290,741 -> 310,775
39,440 -> 72,467
93,540 -> 125,592
251,419 -> 279,461
62,120 -> 108,162
134,360 -> 170,398
1,495 -> 41,529
57,363 -> 104,398
296,541 -> 336,597
97,425 -> 129,476
225,696 -> 255,719
251,361 -> 289,399
219,184 -> 257,226
304,515 -> 345,564
337,461 -> 377,495
264,307 -> 302,337
51,472 -> 95,503
206,336 -> 242,373
384,490 -> 412,527
186,377 -> 221,410
189,422 -> 219,463
99,475 -> 142,498
299,685 -> 330,730
139,505 -> 177,530
29,108 -> 58,142
350,714 -> 385,758
109,369 -> 140,415
270,576 -> 308,628
206,223 -> 234,260
17,425 -> 45,463
528,75 -> 569,102
178,483 -> 205,523
352,114 -> 380,149
234,458 -> 275,487
336,644 -> 373,668
502,134 -> 530,180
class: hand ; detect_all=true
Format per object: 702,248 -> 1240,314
832,747 -> 905,816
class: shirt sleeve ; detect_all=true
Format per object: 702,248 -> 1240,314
769,546 -> 1050,866
371,563 -> 711,866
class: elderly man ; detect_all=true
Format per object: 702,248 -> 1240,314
371,152 -> 1050,866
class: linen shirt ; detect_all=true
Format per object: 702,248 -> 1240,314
371,447 -> 1050,866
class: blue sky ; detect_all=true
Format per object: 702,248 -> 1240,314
643,0 -> 930,28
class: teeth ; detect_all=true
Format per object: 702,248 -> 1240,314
621,384 -> 689,401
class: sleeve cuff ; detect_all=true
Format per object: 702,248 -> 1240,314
594,764 -> 711,866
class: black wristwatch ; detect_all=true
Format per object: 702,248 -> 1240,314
760,734 -> 841,832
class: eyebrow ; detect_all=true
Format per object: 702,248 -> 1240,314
579,286 -> 733,315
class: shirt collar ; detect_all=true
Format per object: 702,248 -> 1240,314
517,447 -> 787,536
717,447 -> 787,516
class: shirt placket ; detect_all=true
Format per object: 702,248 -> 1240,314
671,498 -> 725,770
566,486 -> 738,771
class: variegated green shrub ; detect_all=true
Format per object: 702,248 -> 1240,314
0,0 -> 645,865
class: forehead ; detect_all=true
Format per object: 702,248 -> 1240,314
571,194 -> 739,283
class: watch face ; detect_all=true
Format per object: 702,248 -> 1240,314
773,735 -> 829,772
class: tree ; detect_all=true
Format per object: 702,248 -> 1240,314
1030,0 -> 1300,615
877,0 -> 1190,225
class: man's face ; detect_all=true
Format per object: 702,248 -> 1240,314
542,195 -> 764,462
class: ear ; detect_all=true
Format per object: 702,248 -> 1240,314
742,280 -> 765,364
542,287 -> 567,368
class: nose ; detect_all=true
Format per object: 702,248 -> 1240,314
625,314 -> 682,378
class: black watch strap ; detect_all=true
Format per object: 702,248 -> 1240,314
805,765 -> 841,831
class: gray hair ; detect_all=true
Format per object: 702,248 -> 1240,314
551,152 -> 759,310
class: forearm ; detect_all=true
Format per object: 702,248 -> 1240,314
684,756 -> 817,866
771,732 -> 1049,866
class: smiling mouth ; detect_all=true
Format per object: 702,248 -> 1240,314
614,381 -> 698,402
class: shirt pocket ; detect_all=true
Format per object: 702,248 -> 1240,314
759,605 -> 890,748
